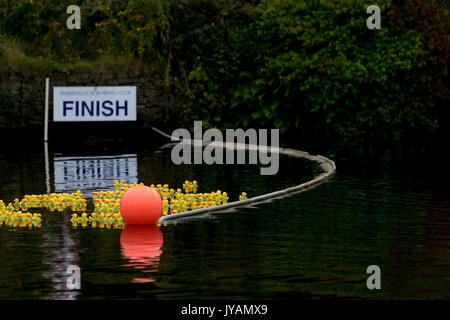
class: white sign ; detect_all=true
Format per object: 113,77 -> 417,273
53,86 -> 136,121
54,154 -> 138,194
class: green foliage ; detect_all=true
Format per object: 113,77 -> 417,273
0,0 -> 170,62
88,0 -> 170,61
169,0 -> 448,142
0,0 -> 448,142
168,0 -> 258,128
386,0 -> 450,135
246,0 -> 431,139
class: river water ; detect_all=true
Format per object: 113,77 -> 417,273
0,138 -> 449,300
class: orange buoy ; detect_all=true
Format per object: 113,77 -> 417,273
120,186 -> 163,225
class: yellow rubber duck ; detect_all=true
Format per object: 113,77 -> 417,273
32,213 -> 42,223
89,213 -> 98,222
13,199 -> 20,210
80,213 -> 88,223
98,213 -> 105,224
222,192 -> 229,203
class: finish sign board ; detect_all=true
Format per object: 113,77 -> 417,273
53,86 -> 137,121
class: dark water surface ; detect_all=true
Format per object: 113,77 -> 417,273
0,139 -> 449,300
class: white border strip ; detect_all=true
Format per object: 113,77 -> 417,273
158,141 -> 336,223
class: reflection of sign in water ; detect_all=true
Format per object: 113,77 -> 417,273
53,86 -> 137,122
54,154 -> 138,194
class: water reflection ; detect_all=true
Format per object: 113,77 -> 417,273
120,225 -> 163,283
40,221 -> 81,300
53,154 -> 138,195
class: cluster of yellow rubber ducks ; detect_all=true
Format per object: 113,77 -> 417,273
162,190 -> 229,215
71,180 -> 240,228
89,180 -> 232,216
150,181 -> 232,215
0,191 -> 87,229
1,180 -> 249,230
10,191 -> 87,212
0,200 -> 42,229
70,212 -> 125,229
78,180 -> 146,228
0,191 -> 86,229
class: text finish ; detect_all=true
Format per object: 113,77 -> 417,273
53,86 -> 137,122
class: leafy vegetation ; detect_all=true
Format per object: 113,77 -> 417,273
0,0 -> 448,143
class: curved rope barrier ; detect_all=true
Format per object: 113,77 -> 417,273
158,140 -> 336,223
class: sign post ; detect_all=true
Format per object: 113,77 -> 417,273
44,77 -> 50,193
44,78 -> 49,141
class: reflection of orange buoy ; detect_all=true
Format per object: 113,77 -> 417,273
120,186 -> 163,225
120,225 -> 163,283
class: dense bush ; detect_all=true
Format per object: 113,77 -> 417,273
168,0 -> 259,127
0,0 -> 448,142
386,0 -> 450,138
0,0 -> 170,62
170,0 -> 449,142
